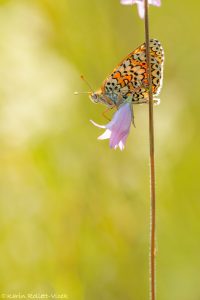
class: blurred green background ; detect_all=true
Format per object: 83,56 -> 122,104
0,0 -> 200,299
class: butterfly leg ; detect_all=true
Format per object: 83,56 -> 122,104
102,105 -> 115,121
153,98 -> 160,105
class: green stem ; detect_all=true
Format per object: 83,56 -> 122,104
144,1 -> 156,300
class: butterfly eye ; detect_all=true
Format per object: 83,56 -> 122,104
90,93 -> 99,104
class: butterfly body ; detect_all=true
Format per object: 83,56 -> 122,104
90,39 -> 164,108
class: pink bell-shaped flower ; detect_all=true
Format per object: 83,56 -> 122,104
90,102 -> 133,151
120,0 -> 161,19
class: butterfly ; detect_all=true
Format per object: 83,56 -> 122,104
89,39 -> 164,109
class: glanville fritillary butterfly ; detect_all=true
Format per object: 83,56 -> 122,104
89,39 -> 164,109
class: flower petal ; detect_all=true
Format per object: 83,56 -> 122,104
98,129 -> 111,140
119,141 -> 125,151
90,103 -> 132,150
120,0 -> 161,19
106,103 -> 132,131
109,129 -> 130,149
120,0 -> 137,4
120,134 -> 129,150
149,0 -> 161,6
137,1 -> 145,18
108,103 -> 132,149
90,119 -> 106,129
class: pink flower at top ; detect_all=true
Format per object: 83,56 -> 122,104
90,102 -> 133,151
121,0 -> 161,19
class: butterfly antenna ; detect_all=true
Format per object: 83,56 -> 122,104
74,75 -> 94,95
80,75 -> 94,93
74,91 -> 91,95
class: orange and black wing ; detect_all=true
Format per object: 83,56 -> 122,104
102,39 -> 164,104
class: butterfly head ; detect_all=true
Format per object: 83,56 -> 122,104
90,90 -> 114,107
79,75 -> 114,107
89,93 -> 98,104
89,91 -> 101,104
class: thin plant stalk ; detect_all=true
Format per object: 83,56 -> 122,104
144,1 -> 156,300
